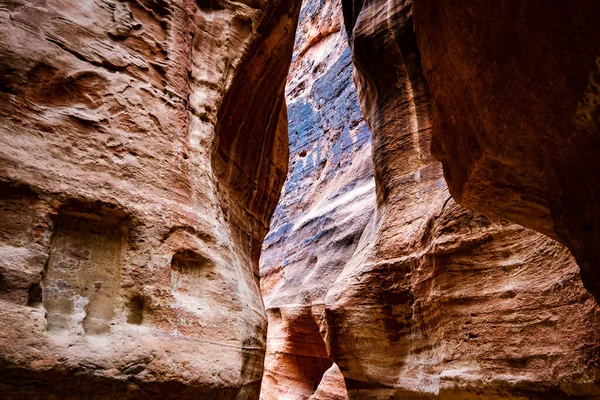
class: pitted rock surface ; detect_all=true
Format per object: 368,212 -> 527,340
0,0 -> 300,398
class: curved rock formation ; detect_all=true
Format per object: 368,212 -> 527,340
318,0 -> 600,397
412,0 -> 600,299
260,0 -> 371,397
258,0 -> 600,398
3,0 -> 600,398
0,0 -> 299,398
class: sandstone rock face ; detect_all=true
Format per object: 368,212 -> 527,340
411,0 -> 600,300
259,0 -> 600,398
317,0 -> 600,397
259,0 -> 371,397
0,0 -> 299,398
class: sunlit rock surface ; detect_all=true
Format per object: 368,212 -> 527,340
2,0 -> 600,399
0,0 -> 300,398
260,0 -> 372,397
259,0 -> 600,398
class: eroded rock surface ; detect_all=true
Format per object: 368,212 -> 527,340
412,0 -> 600,299
259,0 -> 600,398
319,0 -> 600,398
260,0 -> 371,397
0,0 -> 299,398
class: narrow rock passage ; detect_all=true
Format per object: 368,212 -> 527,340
260,0 -> 374,397
1,0 -> 599,399
261,0 -> 600,399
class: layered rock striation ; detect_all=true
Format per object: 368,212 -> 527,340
0,0 -> 299,398
259,0 -> 600,398
2,0 -> 600,399
326,0 -> 600,397
260,0 -> 373,397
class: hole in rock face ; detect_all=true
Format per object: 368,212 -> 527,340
283,311 -> 333,396
0,273 -> 7,293
195,0 -> 225,10
27,283 -> 42,307
170,250 -> 214,297
127,295 -> 144,325
146,0 -> 171,16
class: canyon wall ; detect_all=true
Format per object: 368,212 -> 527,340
260,0 -> 373,397
2,0 -> 600,399
412,0 -> 600,300
0,0 -> 299,398
330,0 -> 600,397
261,0 -> 600,398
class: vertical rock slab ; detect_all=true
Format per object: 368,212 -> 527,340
0,0 -> 300,398
328,0 -> 600,397
259,0 -> 372,397
411,0 -> 600,299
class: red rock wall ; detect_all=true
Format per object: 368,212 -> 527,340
412,0 -> 600,300
331,0 -> 600,397
260,0 -> 600,398
3,0 -> 600,399
0,0 -> 299,398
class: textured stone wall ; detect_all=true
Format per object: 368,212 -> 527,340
260,0 -> 373,397
259,0 -> 600,398
0,0 -> 300,398
328,0 -> 600,397
2,1 -> 600,399
412,0 -> 600,300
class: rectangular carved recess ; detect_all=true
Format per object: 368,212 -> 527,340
170,250 -> 215,298
43,209 -> 127,335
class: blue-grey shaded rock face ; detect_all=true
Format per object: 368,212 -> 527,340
261,3 -> 374,302
260,0 -> 374,397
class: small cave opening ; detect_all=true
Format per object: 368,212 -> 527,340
27,282 -> 43,307
0,273 -> 7,294
285,313 -> 333,396
195,0 -> 225,10
127,295 -> 144,325
262,307 -> 337,399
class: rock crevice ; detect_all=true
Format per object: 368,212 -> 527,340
260,0 -> 600,399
